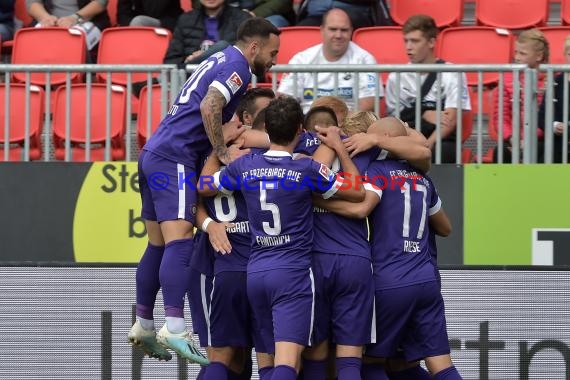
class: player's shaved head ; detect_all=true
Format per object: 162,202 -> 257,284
370,116 -> 407,137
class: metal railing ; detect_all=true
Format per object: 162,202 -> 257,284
0,64 -> 183,162
3,63 -> 563,164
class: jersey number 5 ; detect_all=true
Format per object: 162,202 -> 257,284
260,182 -> 281,235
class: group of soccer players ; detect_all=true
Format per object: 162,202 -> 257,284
127,16 -> 464,380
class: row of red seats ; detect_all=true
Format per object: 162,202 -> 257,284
8,26 -> 171,87
283,26 -> 570,84
388,0 -> 570,29
0,83 -> 164,161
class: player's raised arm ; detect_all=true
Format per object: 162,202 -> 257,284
201,87 -> 232,164
344,117 -> 432,173
313,183 -> 382,219
315,126 -> 365,202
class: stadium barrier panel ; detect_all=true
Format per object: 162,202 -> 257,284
0,265 -> 568,379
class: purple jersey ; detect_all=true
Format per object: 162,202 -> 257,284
312,147 -> 381,258
367,159 -> 441,290
214,151 -> 341,273
295,131 -> 320,155
144,46 -> 252,166
204,186 -> 251,274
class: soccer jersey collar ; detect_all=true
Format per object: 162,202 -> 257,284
263,150 -> 293,158
231,45 -> 253,74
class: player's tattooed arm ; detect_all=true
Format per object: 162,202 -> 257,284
201,87 -> 230,164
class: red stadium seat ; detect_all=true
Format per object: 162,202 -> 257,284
538,27 -> 570,64
97,27 -> 172,85
52,84 -> 127,161
137,84 -> 168,148
11,27 -> 87,86
275,26 -> 322,81
437,27 -> 514,86
476,0 -> 548,29
14,0 -> 33,27
352,27 -> 408,83
390,0 -> 464,28
180,0 -> 193,12
0,84 -> 45,161
107,0 -> 118,26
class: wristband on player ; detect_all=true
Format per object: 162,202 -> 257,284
202,217 -> 213,232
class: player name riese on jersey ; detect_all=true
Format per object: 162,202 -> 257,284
256,234 -> 292,246
404,240 -> 421,253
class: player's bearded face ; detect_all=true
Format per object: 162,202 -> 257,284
253,55 -> 269,77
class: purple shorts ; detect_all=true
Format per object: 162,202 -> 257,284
247,268 -> 315,354
210,271 -> 253,348
312,253 -> 374,346
138,150 -> 199,224
365,281 -> 451,361
187,266 -> 213,348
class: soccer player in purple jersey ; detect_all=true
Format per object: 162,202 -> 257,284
316,118 -> 462,380
199,96 -> 366,380
128,17 -> 281,363
305,115 -> 433,380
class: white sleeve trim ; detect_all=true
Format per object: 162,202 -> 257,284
322,180 -> 341,199
364,183 -> 383,200
213,171 -> 233,195
210,81 -> 231,103
429,197 -> 442,216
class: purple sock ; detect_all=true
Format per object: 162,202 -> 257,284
159,238 -> 193,317
259,366 -> 273,380
337,357 -> 362,380
196,366 -> 206,380
271,365 -> 297,380
135,243 -> 164,319
362,362 -> 388,380
204,362 -> 229,380
301,359 -> 326,380
433,366 -> 463,380
388,365 -> 431,379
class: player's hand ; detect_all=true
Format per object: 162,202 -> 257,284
218,143 -> 251,165
343,132 -> 376,157
206,221 -> 234,255
223,120 -> 246,144
315,125 -> 343,150
39,15 -> 58,26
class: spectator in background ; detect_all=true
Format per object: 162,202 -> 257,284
538,35 -> 570,163
26,0 -> 110,31
493,28 -> 549,163
228,0 -> 295,28
278,8 -> 380,114
117,0 -> 182,32
164,0 -> 250,68
385,14 -> 471,163
0,0 -> 15,41
297,0 -> 392,29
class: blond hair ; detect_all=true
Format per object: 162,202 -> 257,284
342,111 -> 380,136
517,29 -> 550,63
